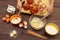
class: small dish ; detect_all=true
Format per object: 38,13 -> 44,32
29,15 -> 46,30
10,14 -> 22,25
45,23 -> 59,36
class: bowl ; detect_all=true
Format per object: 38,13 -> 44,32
10,14 -> 22,25
29,15 -> 46,30
45,23 -> 59,36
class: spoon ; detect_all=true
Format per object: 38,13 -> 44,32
41,12 -> 50,20
18,11 -> 21,14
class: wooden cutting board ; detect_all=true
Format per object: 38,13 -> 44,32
20,0 -> 50,16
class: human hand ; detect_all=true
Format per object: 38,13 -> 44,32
17,0 -> 22,10
48,5 -> 54,13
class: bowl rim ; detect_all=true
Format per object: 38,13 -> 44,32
45,23 -> 59,36
10,14 -> 22,25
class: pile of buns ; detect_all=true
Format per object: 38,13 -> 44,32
22,0 -> 46,14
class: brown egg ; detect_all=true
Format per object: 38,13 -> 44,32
5,14 -> 10,18
27,0 -> 34,4
23,21 -> 27,25
6,18 -> 10,23
30,5 -> 38,14
23,3 -> 30,10
2,17 -> 6,21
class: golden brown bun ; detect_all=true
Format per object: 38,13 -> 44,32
27,0 -> 34,4
23,3 -> 30,10
30,4 -> 38,14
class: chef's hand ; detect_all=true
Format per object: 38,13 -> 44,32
48,5 -> 54,13
17,0 -> 22,10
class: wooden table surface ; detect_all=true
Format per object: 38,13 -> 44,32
0,0 -> 60,40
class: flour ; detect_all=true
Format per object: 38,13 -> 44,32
45,25 -> 58,35
11,18 -> 21,24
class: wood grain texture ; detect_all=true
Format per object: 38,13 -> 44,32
0,0 -> 60,40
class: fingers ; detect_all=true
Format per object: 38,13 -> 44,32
17,6 -> 20,10
49,9 -> 53,13
47,8 -> 53,14
17,1 -> 22,11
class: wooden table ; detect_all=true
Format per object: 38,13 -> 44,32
0,0 -> 60,40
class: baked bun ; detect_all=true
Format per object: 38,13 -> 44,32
30,4 -> 38,14
27,0 -> 34,4
23,3 -> 30,10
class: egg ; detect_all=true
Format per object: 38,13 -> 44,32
23,21 -> 27,25
10,33 -> 14,37
2,17 -> 6,21
10,30 -> 17,37
12,30 -> 17,34
23,25 -> 28,29
6,18 -> 10,23
5,14 -> 10,18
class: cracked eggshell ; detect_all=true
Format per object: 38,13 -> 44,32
23,21 -> 27,25
23,25 -> 28,29
19,23 -> 23,28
